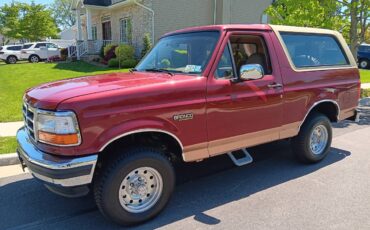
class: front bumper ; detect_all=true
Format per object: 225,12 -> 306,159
16,127 -> 98,187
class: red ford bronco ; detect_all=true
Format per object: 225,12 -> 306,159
17,24 -> 360,225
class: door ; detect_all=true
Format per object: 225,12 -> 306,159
46,43 -> 60,57
206,31 -> 284,156
102,21 -> 112,41
35,43 -> 47,59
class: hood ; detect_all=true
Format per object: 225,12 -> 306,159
25,71 -> 175,109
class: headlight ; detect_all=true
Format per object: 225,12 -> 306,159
36,110 -> 81,146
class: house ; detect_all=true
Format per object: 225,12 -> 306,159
59,25 -> 78,40
71,0 -> 273,58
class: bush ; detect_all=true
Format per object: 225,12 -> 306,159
102,44 -> 118,64
99,45 -> 105,58
104,44 -> 117,57
141,33 -> 152,58
108,58 -> 119,67
361,88 -> 370,98
115,44 -> 135,62
60,48 -> 68,56
121,59 -> 138,68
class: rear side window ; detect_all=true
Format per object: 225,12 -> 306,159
35,43 -> 47,48
22,44 -> 33,49
7,46 -> 22,51
280,33 -> 349,68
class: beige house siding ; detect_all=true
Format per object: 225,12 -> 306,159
152,0 -> 214,41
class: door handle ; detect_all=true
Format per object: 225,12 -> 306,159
267,83 -> 283,89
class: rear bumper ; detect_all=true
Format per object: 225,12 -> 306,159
16,127 -> 98,187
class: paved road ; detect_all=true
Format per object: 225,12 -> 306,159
1,107 -> 370,230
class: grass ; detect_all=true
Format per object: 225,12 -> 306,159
0,137 -> 17,154
0,61 -> 129,122
360,69 -> 370,83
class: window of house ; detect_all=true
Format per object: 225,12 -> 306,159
92,25 -> 97,40
120,18 -> 132,44
280,33 -> 349,68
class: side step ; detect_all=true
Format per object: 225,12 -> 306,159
227,149 -> 253,166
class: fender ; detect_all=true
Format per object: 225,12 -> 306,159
298,99 -> 340,131
97,117 -> 183,152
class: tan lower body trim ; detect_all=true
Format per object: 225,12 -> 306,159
182,142 -> 209,162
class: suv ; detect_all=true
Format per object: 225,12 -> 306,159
17,25 -> 360,226
358,43 -> 370,69
0,45 -> 23,64
20,42 -> 60,63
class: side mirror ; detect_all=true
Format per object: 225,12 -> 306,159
239,64 -> 264,81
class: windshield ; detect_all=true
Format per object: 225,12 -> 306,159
136,31 -> 220,75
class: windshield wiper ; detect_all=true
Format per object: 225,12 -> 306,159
143,68 -> 174,76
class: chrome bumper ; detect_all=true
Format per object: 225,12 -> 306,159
16,127 -> 97,187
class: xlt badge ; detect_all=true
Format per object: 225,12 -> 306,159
173,113 -> 193,121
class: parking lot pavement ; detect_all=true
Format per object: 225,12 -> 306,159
1,108 -> 369,230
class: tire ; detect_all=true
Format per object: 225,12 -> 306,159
29,55 -> 40,63
94,148 -> 175,226
359,59 -> 369,69
292,113 -> 332,163
6,55 -> 17,64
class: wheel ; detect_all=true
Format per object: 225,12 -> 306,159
29,55 -> 40,63
359,59 -> 369,69
292,113 -> 332,163
94,148 -> 175,226
6,55 -> 17,64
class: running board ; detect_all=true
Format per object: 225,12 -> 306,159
227,149 -> 253,166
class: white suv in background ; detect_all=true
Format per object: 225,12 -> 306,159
0,45 -> 23,64
21,42 -> 61,63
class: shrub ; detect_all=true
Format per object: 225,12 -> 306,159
141,33 -> 152,58
108,58 -> 119,67
99,45 -> 105,58
102,44 -> 118,64
361,88 -> 370,98
121,59 -> 138,68
104,44 -> 117,57
60,48 -> 68,56
115,44 -> 135,62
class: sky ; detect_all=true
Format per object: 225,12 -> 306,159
0,0 -> 52,7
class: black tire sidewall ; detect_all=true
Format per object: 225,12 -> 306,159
294,114 -> 332,163
96,149 -> 175,226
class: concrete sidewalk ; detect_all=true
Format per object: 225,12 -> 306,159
0,121 -> 23,137
362,83 -> 370,89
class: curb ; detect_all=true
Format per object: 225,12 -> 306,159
0,153 -> 20,167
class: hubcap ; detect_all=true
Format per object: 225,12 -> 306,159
360,61 -> 368,68
309,125 -> 328,155
118,167 -> 163,213
9,57 -> 16,63
31,56 -> 38,62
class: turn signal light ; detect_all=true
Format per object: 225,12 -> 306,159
38,131 -> 79,146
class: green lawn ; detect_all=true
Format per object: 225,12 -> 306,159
0,61 -> 129,122
0,137 -> 17,154
360,69 -> 370,83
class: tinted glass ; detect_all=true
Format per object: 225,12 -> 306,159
35,43 -> 47,48
359,46 -> 370,52
7,46 -> 22,51
281,33 -> 349,68
137,31 -> 220,75
22,44 -> 33,49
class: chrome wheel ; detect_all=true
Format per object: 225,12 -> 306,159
118,167 -> 163,213
30,56 -> 39,63
309,125 -> 328,155
360,60 -> 368,69
8,56 -> 17,64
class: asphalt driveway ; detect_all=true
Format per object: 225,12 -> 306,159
1,106 -> 370,230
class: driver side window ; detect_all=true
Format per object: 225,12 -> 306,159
215,44 -> 235,79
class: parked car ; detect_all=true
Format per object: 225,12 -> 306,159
358,43 -> 370,69
0,44 -> 23,64
17,24 -> 360,226
20,42 -> 60,63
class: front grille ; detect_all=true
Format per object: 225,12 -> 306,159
22,102 -> 36,141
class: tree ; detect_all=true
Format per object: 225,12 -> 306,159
141,33 -> 152,58
265,0 -> 370,58
0,2 -> 23,40
0,2 -> 59,42
50,0 -> 76,30
265,0 -> 345,30
19,3 -> 59,41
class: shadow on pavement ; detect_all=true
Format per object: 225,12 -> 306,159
0,141 -> 351,230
